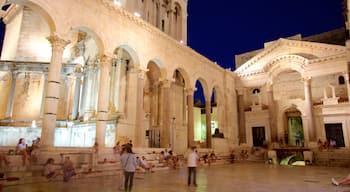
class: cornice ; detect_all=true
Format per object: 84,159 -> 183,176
99,0 -> 224,73
235,38 -> 347,77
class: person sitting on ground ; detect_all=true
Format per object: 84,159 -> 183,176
113,141 -> 121,154
210,150 -> 217,162
240,150 -> 248,160
135,156 -> 145,173
332,174 -> 350,186
16,138 -> 28,166
0,152 -> 10,167
30,137 -> 41,164
167,150 -> 178,169
43,158 -> 60,180
140,156 -> 154,173
229,150 -> 235,164
202,152 -> 210,164
164,149 -> 170,161
317,139 -> 323,151
323,140 -> 329,150
158,151 -> 165,164
62,156 -> 76,182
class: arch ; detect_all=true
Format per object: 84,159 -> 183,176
8,0 -> 56,32
147,58 -> 167,81
70,26 -> 105,59
113,45 -> 140,68
265,54 -> 307,84
171,67 -> 191,90
195,77 -> 209,101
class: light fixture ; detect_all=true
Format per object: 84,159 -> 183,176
180,40 -> 184,44
31,120 -> 36,128
134,12 -> 141,17
113,0 -> 121,7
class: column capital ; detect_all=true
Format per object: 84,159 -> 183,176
236,87 -> 245,95
161,79 -> 172,88
302,76 -> 312,82
47,33 -> 70,51
99,54 -> 112,71
185,87 -> 195,95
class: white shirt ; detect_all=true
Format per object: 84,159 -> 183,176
187,151 -> 199,167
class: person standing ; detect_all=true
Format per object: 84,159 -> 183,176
187,146 -> 199,187
120,146 -> 137,192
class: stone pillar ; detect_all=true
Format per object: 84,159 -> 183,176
304,77 -> 316,142
344,73 -> 350,101
237,89 -> 246,144
40,73 -> 48,118
71,70 -> 82,120
267,86 -> 278,142
205,99 -> 212,148
186,88 -> 194,148
41,34 -> 69,149
5,71 -> 17,118
134,69 -> 146,147
161,79 -> 171,148
96,55 -> 112,149
168,7 -> 174,37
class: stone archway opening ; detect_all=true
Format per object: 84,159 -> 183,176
144,61 -> 162,148
284,107 -> 304,147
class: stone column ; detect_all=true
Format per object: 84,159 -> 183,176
344,73 -> 350,101
304,77 -> 316,142
96,55 -> 112,149
134,69 -> 146,147
168,7 -> 174,37
40,73 -> 48,118
71,70 -> 82,120
186,88 -> 194,148
237,89 -> 246,144
41,34 -> 69,149
205,98 -> 212,148
5,71 -> 17,118
267,86 -> 278,142
161,79 -> 171,148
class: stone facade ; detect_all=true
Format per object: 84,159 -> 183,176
0,0 -> 349,161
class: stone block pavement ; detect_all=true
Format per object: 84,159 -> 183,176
2,162 -> 350,192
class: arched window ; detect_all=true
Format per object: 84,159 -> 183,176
252,88 -> 260,94
339,76 -> 345,85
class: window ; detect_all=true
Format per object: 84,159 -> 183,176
252,88 -> 260,94
338,76 -> 345,85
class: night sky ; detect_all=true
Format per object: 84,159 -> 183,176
187,0 -> 345,70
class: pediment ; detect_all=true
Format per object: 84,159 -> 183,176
235,38 -> 346,77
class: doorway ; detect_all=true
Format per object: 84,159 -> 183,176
252,127 -> 265,147
325,123 -> 345,147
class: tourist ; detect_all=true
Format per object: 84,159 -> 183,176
140,156 -> 154,173
332,174 -> 350,186
0,152 -> 9,167
317,139 -> 323,151
43,158 -> 59,180
113,141 -> 121,154
62,156 -> 76,182
158,151 -> 165,164
118,147 -> 127,190
120,146 -> 137,192
30,137 -> 41,164
187,146 -> 199,187
16,138 -> 28,166
210,150 -> 217,162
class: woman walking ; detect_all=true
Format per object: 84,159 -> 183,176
120,146 -> 137,192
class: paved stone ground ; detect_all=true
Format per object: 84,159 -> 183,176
3,162 -> 350,192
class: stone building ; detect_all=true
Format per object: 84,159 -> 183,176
0,0 -> 349,163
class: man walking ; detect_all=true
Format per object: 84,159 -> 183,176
187,146 -> 199,187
